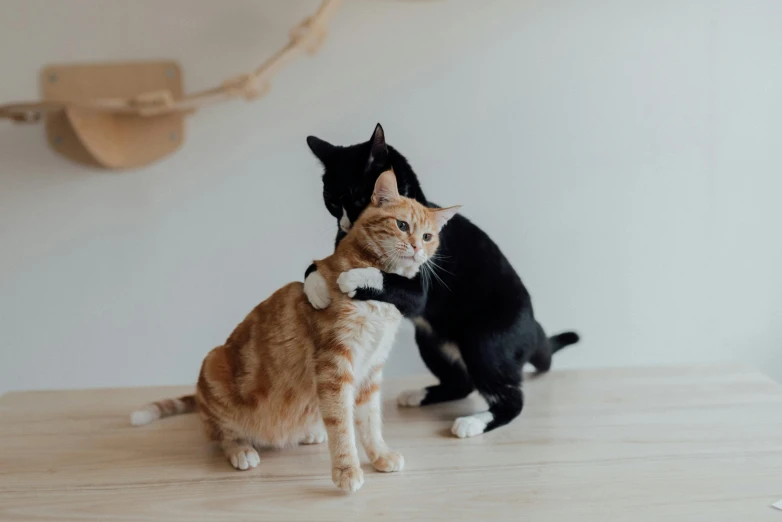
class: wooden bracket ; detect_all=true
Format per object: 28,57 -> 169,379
42,62 -> 184,169
0,0 -> 343,170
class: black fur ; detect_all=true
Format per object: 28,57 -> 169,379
306,124 -> 579,435
305,262 -> 427,318
351,272 -> 427,318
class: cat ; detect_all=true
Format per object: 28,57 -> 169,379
130,170 -> 458,493
304,124 -> 579,439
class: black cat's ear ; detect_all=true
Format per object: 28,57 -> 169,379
366,123 -> 389,170
307,135 -> 336,164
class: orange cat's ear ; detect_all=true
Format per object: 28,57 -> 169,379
431,205 -> 461,231
371,170 -> 400,207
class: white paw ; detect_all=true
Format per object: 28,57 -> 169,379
304,271 -> 331,309
372,451 -> 405,473
227,447 -> 261,471
337,267 -> 383,298
300,430 -> 327,445
397,388 -> 427,407
451,413 -> 493,438
332,466 -> 364,493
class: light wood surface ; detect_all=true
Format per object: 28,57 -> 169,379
1,365 -> 781,521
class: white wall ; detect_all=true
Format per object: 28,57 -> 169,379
1,0 -> 781,393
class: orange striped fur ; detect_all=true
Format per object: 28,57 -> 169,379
130,171 -> 458,493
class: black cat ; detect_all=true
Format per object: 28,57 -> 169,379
304,124 -> 579,437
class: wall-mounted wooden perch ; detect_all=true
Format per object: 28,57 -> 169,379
0,0 -> 341,169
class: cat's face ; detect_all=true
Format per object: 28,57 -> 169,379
355,171 -> 458,277
307,124 -> 421,238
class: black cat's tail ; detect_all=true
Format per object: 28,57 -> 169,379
528,328 -> 580,373
550,331 -> 580,354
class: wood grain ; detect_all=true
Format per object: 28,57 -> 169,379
1,365 -> 781,521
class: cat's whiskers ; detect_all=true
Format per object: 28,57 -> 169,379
427,256 -> 455,277
359,231 -> 394,263
384,250 -> 402,273
421,260 -> 451,292
375,239 -> 404,272
420,259 -> 432,292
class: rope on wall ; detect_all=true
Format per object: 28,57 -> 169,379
0,0 -> 342,124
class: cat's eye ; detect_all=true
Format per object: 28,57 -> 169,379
396,220 -> 409,232
423,233 -> 433,242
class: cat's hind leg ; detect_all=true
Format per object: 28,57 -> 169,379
397,319 -> 473,407
450,331 -> 525,438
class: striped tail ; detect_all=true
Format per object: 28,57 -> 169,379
130,394 -> 196,426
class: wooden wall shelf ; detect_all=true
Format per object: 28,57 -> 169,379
0,0 -> 341,170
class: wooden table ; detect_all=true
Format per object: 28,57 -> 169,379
1,365 -> 781,521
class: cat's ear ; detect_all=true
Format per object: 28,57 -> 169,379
431,206 -> 461,231
371,170 -> 400,207
307,135 -> 336,164
366,123 -> 389,170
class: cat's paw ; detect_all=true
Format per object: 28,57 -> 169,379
304,271 -> 331,309
397,388 -> 427,407
337,267 -> 383,298
372,451 -> 405,473
226,447 -> 261,471
451,413 -> 492,438
300,430 -> 327,445
332,465 -> 364,493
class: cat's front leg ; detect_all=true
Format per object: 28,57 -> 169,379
338,268 -> 427,318
315,349 -> 363,493
356,369 -> 404,473
337,267 -> 384,297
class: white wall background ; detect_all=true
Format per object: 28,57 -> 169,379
1,0 -> 781,394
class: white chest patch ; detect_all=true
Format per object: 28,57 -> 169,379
339,207 -> 352,234
339,301 -> 402,382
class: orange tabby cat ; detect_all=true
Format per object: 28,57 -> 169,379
130,170 -> 459,492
